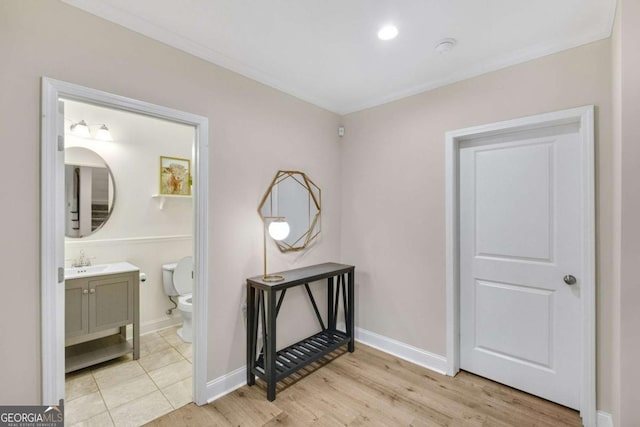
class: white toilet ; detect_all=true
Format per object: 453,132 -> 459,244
162,256 -> 193,343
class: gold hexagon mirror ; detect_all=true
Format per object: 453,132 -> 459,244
259,170 -> 321,252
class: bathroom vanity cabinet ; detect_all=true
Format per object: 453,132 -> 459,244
64,268 -> 139,373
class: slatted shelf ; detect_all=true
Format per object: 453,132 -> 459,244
254,329 -> 349,381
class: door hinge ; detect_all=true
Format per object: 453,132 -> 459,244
57,135 -> 64,152
58,267 -> 64,283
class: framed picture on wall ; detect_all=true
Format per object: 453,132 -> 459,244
160,156 -> 191,195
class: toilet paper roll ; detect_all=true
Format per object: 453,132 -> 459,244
140,272 -> 147,283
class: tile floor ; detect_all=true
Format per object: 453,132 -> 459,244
64,326 -> 192,427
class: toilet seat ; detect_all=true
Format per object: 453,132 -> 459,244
173,256 -> 193,295
178,293 -> 193,312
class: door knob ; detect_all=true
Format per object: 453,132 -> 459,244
563,275 -> 577,285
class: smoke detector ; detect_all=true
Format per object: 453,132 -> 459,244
435,38 -> 457,54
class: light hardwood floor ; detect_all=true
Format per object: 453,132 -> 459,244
146,344 -> 581,426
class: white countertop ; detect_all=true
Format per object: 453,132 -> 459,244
65,262 -> 140,280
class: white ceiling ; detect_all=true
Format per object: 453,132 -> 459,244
62,0 -> 617,115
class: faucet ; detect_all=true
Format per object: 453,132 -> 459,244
72,250 -> 91,267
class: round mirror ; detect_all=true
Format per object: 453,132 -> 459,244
259,170 -> 321,252
65,147 -> 116,238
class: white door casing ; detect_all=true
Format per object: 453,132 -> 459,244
459,125 -> 581,409
445,106 -> 595,425
41,78 -> 210,405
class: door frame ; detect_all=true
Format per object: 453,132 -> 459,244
41,77 -> 210,405
444,106 -> 595,425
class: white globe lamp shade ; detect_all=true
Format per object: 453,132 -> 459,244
268,220 -> 290,241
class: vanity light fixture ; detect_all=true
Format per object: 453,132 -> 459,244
377,24 -> 398,41
263,217 -> 290,282
70,120 -> 91,138
94,124 -> 113,141
69,120 -> 113,141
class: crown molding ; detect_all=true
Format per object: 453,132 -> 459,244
62,0 -> 617,116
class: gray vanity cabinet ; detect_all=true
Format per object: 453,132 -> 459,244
65,271 -> 139,373
89,274 -> 135,333
65,279 -> 89,338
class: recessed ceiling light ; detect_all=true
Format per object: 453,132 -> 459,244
377,25 -> 398,41
435,38 -> 457,54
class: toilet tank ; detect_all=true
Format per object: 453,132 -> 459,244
162,262 -> 179,296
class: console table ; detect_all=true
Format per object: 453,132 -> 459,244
246,262 -> 355,401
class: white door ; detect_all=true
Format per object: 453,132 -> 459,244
459,123 -> 582,410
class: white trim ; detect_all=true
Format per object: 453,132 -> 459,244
581,107 -> 597,427
355,327 -> 447,375
597,411 -> 614,427
205,366 -> 247,403
65,234 -> 192,249
126,316 -> 183,337
41,79 -> 65,405
60,0 -> 336,114
445,133 -> 460,378
341,28 -> 615,114
40,78 -> 210,406
60,0 -> 615,115
193,111 -> 210,406
444,106 -> 596,426
605,0 -> 620,47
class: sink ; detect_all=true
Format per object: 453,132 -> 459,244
65,262 -> 139,280
65,265 -> 109,277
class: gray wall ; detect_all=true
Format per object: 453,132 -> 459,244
0,0 -> 342,404
2,1 -> 636,421
618,0 -> 640,425
340,40 -> 615,412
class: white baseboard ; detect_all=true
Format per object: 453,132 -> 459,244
355,328 -> 614,426
206,366 -> 247,403
355,327 -> 447,375
597,411 -> 613,427
202,328 -> 449,404
126,316 -> 182,337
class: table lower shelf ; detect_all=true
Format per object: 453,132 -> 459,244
65,334 -> 133,373
254,329 -> 349,382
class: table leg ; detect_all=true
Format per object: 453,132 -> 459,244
266,288 -> 277,401
246,283 -> 256,386
328,276 -> 334,331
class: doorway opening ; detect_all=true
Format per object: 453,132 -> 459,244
41,79 -> 209,420
63,98 -> 197,424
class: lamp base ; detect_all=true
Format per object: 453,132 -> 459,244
263,274 -> 285,283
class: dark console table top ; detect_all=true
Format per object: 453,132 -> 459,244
247,262 -> 354,290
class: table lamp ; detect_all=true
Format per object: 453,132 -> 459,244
263,217 -> 290,282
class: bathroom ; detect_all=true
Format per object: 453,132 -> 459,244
62,99 -> 196,424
